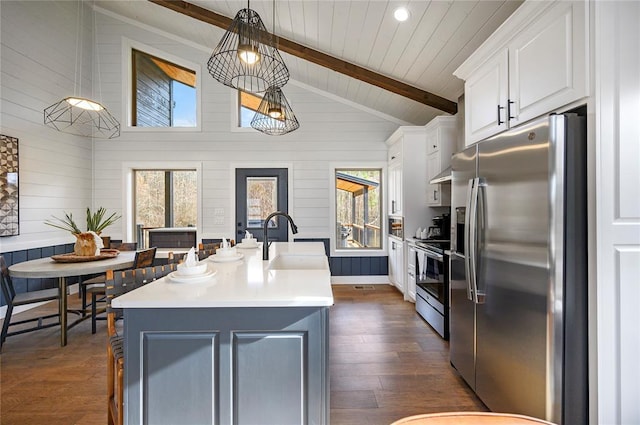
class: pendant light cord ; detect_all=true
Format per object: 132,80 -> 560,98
93,2 -> 103,104
273,0 -> 277,49
74,0 -> 82,98
273,0 -> 277,80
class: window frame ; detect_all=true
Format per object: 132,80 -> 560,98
329,162 -> 387,257
134,169 -> 198,229
122,38 -> 202,132
230,90 -> 261,133
122,161 -> 202,243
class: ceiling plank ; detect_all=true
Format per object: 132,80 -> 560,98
147,0 -> 458,115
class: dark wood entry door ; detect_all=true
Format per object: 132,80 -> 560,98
235,168 -> 289,242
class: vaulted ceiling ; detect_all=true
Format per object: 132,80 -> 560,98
95,0 -> 523,125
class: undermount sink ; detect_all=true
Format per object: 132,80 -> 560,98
267,255 -> 329,271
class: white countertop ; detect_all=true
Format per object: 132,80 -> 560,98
112,242 -> 334,308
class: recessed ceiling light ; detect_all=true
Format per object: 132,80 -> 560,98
394,7 -> 410,22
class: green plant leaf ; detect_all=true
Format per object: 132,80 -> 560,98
45,207 -> 121,234
44,212 -> 82,234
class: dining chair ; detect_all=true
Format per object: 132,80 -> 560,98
197,245 -> 219,261
105,263 -> 177,425
79,242 -> 138,313
89,247 -> 157,334
0,255 -> 61,350
166,251 -> 184,265
198,239 -> 234,251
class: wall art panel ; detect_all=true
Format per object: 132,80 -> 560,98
0,135 -> 19,236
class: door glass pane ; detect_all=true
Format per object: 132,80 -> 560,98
246,177 -> 278,228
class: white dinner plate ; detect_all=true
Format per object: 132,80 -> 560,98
167,269 -> 217,283
209,253 -> 244,262
236,242 -> 259,249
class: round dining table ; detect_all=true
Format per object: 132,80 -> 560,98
391,412 -> 555,425
8,251 -> 136,346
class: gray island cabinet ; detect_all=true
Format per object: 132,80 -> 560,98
113,242 -> 333,425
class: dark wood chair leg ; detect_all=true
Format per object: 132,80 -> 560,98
91,292 -> 98,334
81,281 -> 87,317
0,303 -> 13,348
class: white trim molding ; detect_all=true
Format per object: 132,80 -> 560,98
120,37 -> 202,132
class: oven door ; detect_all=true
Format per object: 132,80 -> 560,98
415,248 -> 446,307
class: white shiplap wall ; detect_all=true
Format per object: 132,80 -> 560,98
1,1 -> 95,251
91,10 -> 399,246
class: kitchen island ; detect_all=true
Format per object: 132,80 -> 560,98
113,242 -> 333,425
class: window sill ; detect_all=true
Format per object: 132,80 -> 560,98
123,126 -> 201,133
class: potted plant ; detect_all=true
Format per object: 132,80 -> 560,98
45,208 -> 121,256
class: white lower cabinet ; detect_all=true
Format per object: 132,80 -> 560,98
388,237 -> 405,294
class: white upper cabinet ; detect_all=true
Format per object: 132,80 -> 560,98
425,116 -> 457,207
508,0 -> 588,127
464,49 -> 509,144
385,127 -> 428,221
388,161 -> 403,216
455,0 -> 588,146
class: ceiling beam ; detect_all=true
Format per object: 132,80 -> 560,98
148,0 -> 458,115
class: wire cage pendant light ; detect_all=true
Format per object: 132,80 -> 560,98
250,86 -> 299,135
207,4 -> 289,93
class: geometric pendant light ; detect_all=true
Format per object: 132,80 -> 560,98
44,97 -> 120,139
250,86 -> 300,135
207,3 -> 289,93
43,1 -> 120,139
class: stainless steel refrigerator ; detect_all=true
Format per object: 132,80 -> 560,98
449,113 -> 588,424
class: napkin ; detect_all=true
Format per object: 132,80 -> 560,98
245,230 -> 253,239
88,231 -> 103,256
184,247 -> 198,267
221,237 -> 229,249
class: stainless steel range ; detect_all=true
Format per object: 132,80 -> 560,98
411,238 -> 450,339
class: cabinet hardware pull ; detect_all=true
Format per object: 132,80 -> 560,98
508,100 -> 515,120
433,190 -> 438,201
497,105 -> 505,125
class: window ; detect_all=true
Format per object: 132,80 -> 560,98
238,90 -> 264,128
131,49 -> 197,127
335,169 -> 382,250
134,170 -> 197,228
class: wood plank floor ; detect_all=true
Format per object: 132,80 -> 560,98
0,284 -> 486,424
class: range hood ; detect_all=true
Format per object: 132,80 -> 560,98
430,166 -> 451,184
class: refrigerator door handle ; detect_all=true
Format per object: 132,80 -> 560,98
473,178 -> 486,305
467,177 -> 485,304
464,178 -> 476,302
